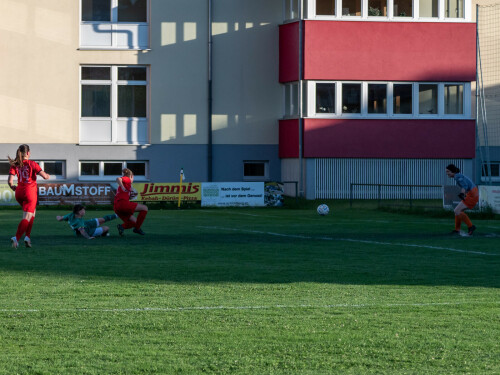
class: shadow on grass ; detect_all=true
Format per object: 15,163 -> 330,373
0,229 -> 498,288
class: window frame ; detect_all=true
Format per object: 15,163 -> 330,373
481,162 -> 500,182
304,81 -> 471,119
307,0 -> 470,20
80,65 -> 149,145
79,160 -> 148,181
0,160 -> 66,181
243,161 -> 270,182
80,0 -> 150,50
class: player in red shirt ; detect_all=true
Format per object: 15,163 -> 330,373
7,144 -> 50,248
114,168 -> 148,235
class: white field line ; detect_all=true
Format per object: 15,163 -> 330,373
197,226 -> 500,256
1,301 -> 499,314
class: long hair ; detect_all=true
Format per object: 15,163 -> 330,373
7,144 -> 30,168
122,168 -> 134,178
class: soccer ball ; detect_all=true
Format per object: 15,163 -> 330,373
317,204 -> 329,216
129,188 -> 138,200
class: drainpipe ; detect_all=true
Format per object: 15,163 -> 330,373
208,0 -> 213,181
298,1 -> 304,197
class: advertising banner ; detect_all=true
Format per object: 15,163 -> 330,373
133,182 -> 201,202
201,182 -> 265,207
37,183 -> 115,205
0,184 -> 17,205
479,185 -> 500,213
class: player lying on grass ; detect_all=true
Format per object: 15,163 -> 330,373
445,164 -> 478,236
114,168 -> 148,236
56,204 -> 118,240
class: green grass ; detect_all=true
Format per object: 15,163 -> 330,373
0,206 -> 499,374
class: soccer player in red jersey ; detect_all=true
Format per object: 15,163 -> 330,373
114,168 -> 148,236
7,144 -> 50,248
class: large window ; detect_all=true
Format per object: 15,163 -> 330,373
419,84 -> 438,114
316,0 -> 336,15
342,0 -> 362,16
80,0 -> 149,49
444,84 -> 464,114
342,83 -> 361,113
481,162 -> 500,182
80,65 -> 148,145
306,0 -> 469,19
0,161 -> 65,180
419,0 -> 438,17
393,84 -> 412,114
368,84 -> 387,113
306,81 -> 470,118
316,83 -> 336,114
80,161 -> 148,181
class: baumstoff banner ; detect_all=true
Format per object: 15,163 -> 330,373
201,182 -> 265,207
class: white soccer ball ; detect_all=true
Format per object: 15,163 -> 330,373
317,204 -> 329,216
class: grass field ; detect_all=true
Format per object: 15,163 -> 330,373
0,204 -> 499,374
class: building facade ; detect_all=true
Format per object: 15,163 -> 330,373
279,0 -> 477,198
0,0 -> 480,199
0,0 -> 283,185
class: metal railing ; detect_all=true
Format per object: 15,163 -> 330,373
349,183 -> 443,208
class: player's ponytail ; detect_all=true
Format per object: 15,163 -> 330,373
122,168 -> 134,178
446,164 -> 460,173
7,144 -> 30,168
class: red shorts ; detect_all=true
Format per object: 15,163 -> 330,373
114,200 -> 138,222
463,187 -> 479,209
15,185 -> 38,213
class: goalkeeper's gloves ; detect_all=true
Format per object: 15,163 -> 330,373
458,193 -> 466,200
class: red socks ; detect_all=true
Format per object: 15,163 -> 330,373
135,211 -> 147,229
16,219 -> 29,241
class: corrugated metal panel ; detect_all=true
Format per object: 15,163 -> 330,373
315,158 -> 465,199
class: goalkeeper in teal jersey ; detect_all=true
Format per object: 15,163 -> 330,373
56,204 -> 118,239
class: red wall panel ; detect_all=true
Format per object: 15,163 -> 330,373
279,22 -> 300,83
279,119 -> 300,157
302,119 -> 475,158
303,21 -> 476,82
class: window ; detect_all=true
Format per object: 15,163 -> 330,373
342,83 -> 361,113
284,83 -> 299,117
481,163 -> 500,181
0,161 -> 65,180
307,0 -> 467,19
317,0 -> 336,15
342,0 -> 362,16
80,0 -> 149,49
394,0 -> 412,16
0,161 -> 10,176
80,161 -> 148,181
419,0 -> 438,17
307,81 -> 470,118
316,83 -> 336,114
368,0 -> 387,16
393,84 -> 412,114
419,84 -> 438,114
444,84 -> 463,114
243,161 -> 269,181
446,0 -> 463,18
368,84 -> 387,113
80,65 -> 148,145
38,161 -> 66,180
284,0 -> 300,20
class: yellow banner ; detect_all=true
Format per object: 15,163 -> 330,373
133,182 -> 201,202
